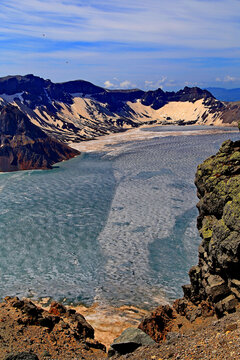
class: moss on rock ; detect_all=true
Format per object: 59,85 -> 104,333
185,139 -> 240,316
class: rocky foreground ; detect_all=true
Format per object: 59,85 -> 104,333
1,141 -> 240,359
1,297 -> 240,359
0,297 -> 106,359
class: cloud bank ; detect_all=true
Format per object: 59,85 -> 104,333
1,0 -> 240,89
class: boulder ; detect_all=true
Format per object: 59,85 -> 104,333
214,295 -> 238,318
138,305 -> 176,342
205,274 -> 230,302
229,279 -> 240,299
49,301 -> 67,316
49,301 -> 94,339
109,327 -> 155,356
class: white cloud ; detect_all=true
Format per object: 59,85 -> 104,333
1,0 -> 240,50
144,77 -> 168,89
104,80 -> 116,88
120,80 -> 136,88
104,79 -> 136,89
224,75 -> 238,82
215,75 -> 240,83
1,0 -> 240,88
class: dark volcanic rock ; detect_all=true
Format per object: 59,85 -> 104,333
0,74 -> 103,108
183,139 -> 240,317
0,74 -> 223,116
94,89 -> 144,112
0,104 -> 79,171
141,86 -> 216,110
141,88 -> 168,109
0,74 -> 48,96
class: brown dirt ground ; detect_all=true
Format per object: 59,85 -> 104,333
1,298 -> 240,360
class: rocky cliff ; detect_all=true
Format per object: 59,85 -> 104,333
183,139 -> 240,316
0,104 -> 80,171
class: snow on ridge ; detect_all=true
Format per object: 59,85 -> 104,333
0,92 -> 24,103
70,93 -> 94,99
44,88 -> 52,103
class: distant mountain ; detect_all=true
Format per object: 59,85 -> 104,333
0,75 -> 239,149
0,104 -> 79,171
206,87 -> 240,102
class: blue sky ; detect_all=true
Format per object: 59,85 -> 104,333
0,0 -> 240,90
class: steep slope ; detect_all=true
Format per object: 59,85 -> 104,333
183,139 -> 240,316
0,104 -> 79,171
0,75 -> 239,143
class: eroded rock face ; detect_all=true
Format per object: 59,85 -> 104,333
183,139 -> 240,317
0,104 -> 80,171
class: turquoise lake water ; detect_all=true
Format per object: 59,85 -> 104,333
0,126 -> 239,308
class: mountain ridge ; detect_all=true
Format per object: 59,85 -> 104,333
1,74 -> 239,144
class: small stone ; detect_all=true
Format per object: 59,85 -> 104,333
41,351 -> 51,358
166,332 -> 181,344
225,323 -> 238,332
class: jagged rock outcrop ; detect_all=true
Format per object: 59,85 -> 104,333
0,297 -> 106,359
183,139 -> 240,317
0,104 -> 79,171
141,86 -> 218,110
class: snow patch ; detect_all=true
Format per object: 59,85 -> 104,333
0,92 -> 24,103
44,88 -> 52,103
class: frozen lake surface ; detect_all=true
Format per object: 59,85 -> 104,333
0,126 -> 239,308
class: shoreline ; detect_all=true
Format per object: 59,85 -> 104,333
69,124 -> 239,153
